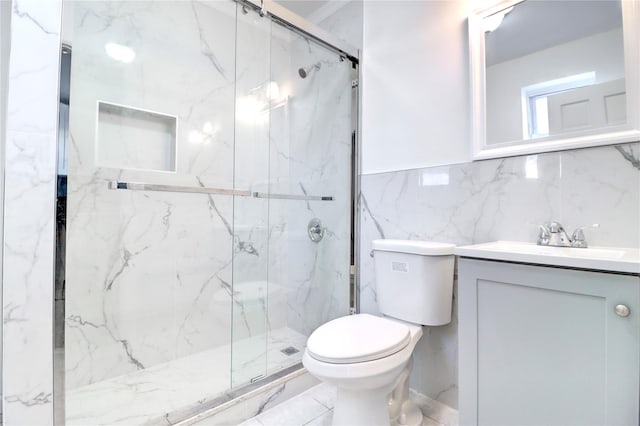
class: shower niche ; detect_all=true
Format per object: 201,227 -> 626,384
96,101 -> 177,172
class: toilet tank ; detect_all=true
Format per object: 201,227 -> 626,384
372,239 -> 455,326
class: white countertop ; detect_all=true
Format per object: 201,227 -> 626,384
454,241 -> 640,274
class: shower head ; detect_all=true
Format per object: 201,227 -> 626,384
298,62 -> 321,79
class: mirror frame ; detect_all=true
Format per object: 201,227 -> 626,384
469,0 -> 640,160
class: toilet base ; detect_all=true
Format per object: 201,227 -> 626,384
389,356 -> 423,426
333,387 -> 392,426
392,400 -> 423,426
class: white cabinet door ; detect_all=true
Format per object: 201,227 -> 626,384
459,258 -> 640,426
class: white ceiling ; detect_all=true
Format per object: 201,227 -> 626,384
273,0 -> 330,18
272,0 -> 355,23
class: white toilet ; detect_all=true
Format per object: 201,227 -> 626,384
302,239 -> 455,426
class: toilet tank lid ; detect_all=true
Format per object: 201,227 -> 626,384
372,239 -> 455,256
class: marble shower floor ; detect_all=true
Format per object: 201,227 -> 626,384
64,327 -> 308,425
238,383 -> 459,426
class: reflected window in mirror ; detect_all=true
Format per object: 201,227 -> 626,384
522,71 -> 597,139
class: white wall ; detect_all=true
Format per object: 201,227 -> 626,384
361,0 -> 471,174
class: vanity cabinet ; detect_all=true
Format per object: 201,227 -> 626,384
458,258 -> 640,426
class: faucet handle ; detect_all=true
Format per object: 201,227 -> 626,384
571,224 -> 599,248
537,224 -> 550,245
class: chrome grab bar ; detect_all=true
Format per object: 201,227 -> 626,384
108,181 -> 333,201
108,181 -> 251,196
252,192 -> 333,201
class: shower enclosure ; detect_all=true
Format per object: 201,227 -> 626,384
55,1 -> 357,424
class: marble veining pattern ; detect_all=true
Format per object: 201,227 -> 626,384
184,370 -> 319,426
61,0 -> 352,421
615,144 -> 640,170
2,0 -> 62,424
359,142 -> 640,408
237,383 -> 458,426
65,327 -> 307,426
1,0 -> 352,423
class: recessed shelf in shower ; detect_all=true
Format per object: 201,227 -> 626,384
96,101 -> 177,172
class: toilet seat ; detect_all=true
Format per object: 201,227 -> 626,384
307,314 -> 410,364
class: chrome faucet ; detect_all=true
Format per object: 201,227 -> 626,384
537,222 -> 599,248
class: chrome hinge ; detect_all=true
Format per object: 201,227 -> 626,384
351,79 -> 358,88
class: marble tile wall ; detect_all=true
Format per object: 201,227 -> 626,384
267,24 -> 352,338
64,0 -> 239,391
1,0 -> 350,423
358,142 -> 640,408
2,0 -> 62,424
63,0 -> 351,398
229,16 -> 353,384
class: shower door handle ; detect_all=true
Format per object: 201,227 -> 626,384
108,181 -> 251,196
108,181 -> 334,201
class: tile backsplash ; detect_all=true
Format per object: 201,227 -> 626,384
358,141 -> 640,408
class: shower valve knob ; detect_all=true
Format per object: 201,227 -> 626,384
308,218 -> 324,243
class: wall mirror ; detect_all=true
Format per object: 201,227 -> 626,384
469,0 -> 640,160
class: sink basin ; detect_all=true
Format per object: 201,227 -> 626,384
454,241 -> 640,273
474,241 -> 626,259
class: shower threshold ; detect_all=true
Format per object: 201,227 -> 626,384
64,327 -> 307,425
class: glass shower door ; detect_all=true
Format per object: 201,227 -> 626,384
61,1 -> 239,423
230,9 -> 354,388
57,0 -> 355,423
230,3 -> 272,387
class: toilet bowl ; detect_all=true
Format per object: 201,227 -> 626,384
303,314 -> 423,426
303,240 -> 455,426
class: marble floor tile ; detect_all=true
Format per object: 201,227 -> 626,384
244,392 -> 328,426
64,327 -> 306,425
307,383 -> 336,409
410,390 -> 459,426
241,383 -> 458,426
303,410 -> 333,426
237,419 -> 264,426
422,416 -> 445,426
